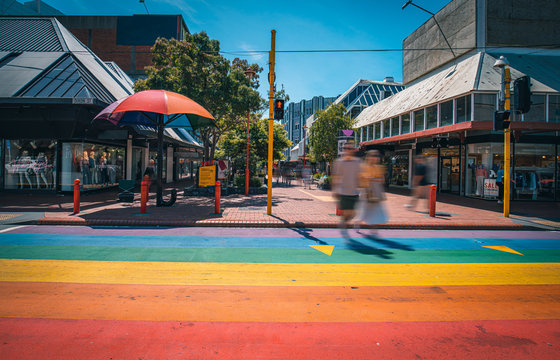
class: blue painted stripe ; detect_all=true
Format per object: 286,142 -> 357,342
1,233 -> 559,250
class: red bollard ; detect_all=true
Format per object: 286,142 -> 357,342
73,179 -> 80,214
215,181 -> 221,214
336,206 -> 342,216
429,184 -> 437,217
140,175 -> 149,214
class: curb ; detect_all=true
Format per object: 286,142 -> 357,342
36,217 -> 527,230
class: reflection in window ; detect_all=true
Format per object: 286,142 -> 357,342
474,93 -> 496,121
548,95 -> 560,123
414,110 -> 424,132
4,140 -> 57,190
456,95 -> 471,123
440,100 -> 453,126
383,119 -> 390,138
523,94 -> 545,122
426,105 -> 437,129
514,143 -> 556,201
391,117 -> 399,136
401,113 -> 410,134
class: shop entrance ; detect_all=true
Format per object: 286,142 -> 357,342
440,155 -> 460,193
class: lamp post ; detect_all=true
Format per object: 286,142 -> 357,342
493,56 -> 511,217
244,68 -> 255,196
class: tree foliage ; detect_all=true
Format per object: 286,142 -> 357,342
308,103 -> 354,165
134,32 -> 263,160
215,116 -> 291,176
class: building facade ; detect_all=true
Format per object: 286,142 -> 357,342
356,0 -> 560,201
0,17 -> 200,193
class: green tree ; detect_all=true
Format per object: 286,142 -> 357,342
216,116 -> 291,176
308,103 -> 354,167
134,33 -> 263,161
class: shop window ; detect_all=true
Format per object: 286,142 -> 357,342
513,143 -> 556,201
465,143 -> 504,199
401,113 -> 410,134
414,109 -> 424,132
387,153 -> 409,187
474,93 -> 496,121
440,100 -> 453,126
61,143 -> 124,191
391,117 -> 399,136
548,95 -> 560,123
383,119 -> 390,138
4,140 -> 57,190
456,95 -> 471,123
522,94 -> 545,122
426,105 -> 437,129
367,125 -> 373,141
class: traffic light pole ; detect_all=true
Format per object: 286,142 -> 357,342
267,30 -> 276,215
503,67 -> 511,217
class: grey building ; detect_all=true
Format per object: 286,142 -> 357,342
356,0 -> 560,201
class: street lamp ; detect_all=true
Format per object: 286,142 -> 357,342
493,55 -> 512,217
244,68 -> 256,196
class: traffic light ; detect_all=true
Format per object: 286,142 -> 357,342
493,110 -> 511,131
273,99 -> 284,120
514,76 -> 531,114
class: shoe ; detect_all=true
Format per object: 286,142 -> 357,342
497,200 -> 503,204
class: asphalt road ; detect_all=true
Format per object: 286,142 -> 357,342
0,225 -> 559,359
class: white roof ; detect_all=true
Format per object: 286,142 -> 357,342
355,52 -> 557,127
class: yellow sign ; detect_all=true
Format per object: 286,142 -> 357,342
199,165 -> 216,187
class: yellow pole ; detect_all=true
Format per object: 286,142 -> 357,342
503,67 -> 511,217
267,30 -> 276,215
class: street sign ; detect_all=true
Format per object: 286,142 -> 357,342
199,165 -> 216,187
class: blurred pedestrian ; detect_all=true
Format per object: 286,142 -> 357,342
496,163 -> 504,204
354,150 -> 388,235
333,143 -> 361,232
405,155 -> 428,211
302,165 -> 312,189
144,159 -> 156,185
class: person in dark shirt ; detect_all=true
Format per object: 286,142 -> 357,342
143,159 -> 156,182
405,155 -> 429,211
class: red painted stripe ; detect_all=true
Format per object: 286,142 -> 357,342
1,318 -> 558,360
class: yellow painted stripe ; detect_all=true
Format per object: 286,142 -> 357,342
1,259 -> 559,287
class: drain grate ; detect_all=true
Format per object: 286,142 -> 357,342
238,206 -> 267,211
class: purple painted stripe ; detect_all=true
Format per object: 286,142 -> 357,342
6,226 -> 560,239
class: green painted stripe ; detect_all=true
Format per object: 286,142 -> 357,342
1,245 -> 559,264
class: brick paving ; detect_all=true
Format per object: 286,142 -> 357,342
1,180 -> 559,229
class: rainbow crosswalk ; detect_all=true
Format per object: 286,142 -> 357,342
0,226 -> 559,359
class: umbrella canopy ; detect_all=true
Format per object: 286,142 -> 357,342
94,90 -> 216,129
94,90 -> 216,207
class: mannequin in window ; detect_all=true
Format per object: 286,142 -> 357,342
475,164 -> 487,196
35,152 -> 49,189
89,151 -> 98,184
99,153 -> 108,186
81,151 -> 91,185
17,150 -> 34,189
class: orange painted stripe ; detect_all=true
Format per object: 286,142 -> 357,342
2,282 -> 559,323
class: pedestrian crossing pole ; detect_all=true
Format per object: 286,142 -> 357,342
267,30 -> 276,215
503,66 -> 511,217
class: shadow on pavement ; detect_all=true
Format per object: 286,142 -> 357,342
288,227 -> 328,245
361,232 -> 415,251
344,238 -> 394,259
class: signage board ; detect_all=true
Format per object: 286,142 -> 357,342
484,178 -> 498,198
198,165 -> 216,187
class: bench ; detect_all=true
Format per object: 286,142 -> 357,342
118,179 -> 135,202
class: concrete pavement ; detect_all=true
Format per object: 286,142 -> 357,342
0,181 -> 559,229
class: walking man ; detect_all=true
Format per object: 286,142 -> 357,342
333,143 -> 361,231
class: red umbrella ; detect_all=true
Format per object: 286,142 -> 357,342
95,90 -> 216,206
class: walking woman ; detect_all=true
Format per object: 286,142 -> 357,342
355,150 -> 388,234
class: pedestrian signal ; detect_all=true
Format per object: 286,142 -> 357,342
493,110 -> 510,131
274,99 -> 284,120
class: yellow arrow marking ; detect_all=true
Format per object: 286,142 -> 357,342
309,245 -> 334,256
483,246 -> 524,256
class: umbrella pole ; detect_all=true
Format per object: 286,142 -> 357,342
156,115 -> 164,207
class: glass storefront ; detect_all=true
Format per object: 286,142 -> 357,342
513,143 -> 556,201
386,151 -> 409,187
466,143 -> 502,199
4,139 -> 57,190
61,142 -> 124,191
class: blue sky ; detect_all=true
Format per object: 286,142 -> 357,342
45,0 -> 451,103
